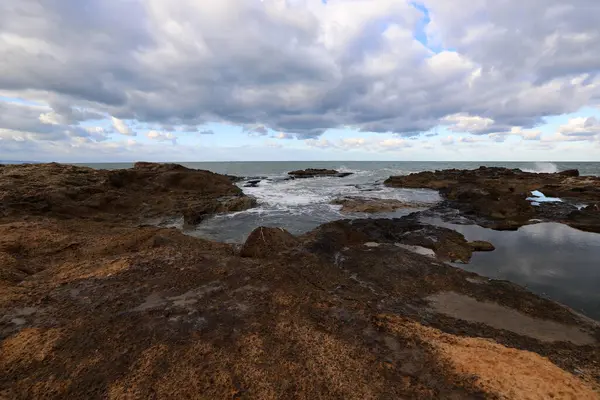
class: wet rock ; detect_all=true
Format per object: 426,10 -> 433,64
331,197 -> 430,213
288,168 -> 354,178
224,175 -> 244,182
183,196 -> 257,226
468,241 -> 495,252
568,203 -> 600,233
303,218 -> 477,263
243,179 -> 262,188
559,169 -> 580,177
385,167 -> 600,232
240,226 -> 299,258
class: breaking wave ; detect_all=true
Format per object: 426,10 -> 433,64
523,162 -> 559,174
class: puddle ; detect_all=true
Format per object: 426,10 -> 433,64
423,219 -> 600,321
427,292 -> 595,345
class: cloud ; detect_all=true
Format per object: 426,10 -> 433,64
441,136 -> 455,146
199,129 -> 215,135
305,138 -> 335,149
244,125 -> 269,137
557,117 -> 600,137
488,127 -> 543,142
274,132 -> 294,139
0,0 -> 599,161
147,131 -> 177,144
111,117 -> 135,136
441,113 -> 496,135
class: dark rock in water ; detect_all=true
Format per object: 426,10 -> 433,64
468,241 -> 495,252
240,226 -> 299,258
568,203 -> 600,233
559,169 -> 580,177
302,218 -> 479,263
288,168 -> 354,178
243,179 -> 262,188
224,174 -> 244,182
384,167 -> 600,232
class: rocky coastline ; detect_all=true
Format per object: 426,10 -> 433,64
1,163 -> 599,399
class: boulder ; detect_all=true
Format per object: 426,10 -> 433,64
240,226 -> 299,258
559,169 -> 580,177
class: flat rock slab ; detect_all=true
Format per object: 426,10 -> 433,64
427,291 -> 595,346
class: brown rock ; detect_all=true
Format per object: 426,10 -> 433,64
559,169 -> 580,177
331,197 -> 430,213
0,162 -> 255,222
384,167 -> 600,232
468,241 -> 496,252
240,226 -> 299,258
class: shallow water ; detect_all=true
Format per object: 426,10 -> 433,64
423,219 -> 600,320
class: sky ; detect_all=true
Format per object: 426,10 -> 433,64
1,0 -> 599,162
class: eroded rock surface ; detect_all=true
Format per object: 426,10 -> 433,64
0,162 -> 256,223
385,166 -> 600,232
331,197 -> 430,213
0,163 -> 598,399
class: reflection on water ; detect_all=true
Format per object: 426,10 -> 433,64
425,219 -> 600,321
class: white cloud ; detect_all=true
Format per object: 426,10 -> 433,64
111,117 -> 135,136
441,113 -> 495,134
147,130 -> 177,144
557,117 -> 600,137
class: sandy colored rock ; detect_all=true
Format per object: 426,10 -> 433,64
378,314 -> 598,400
331,197 -> 429,213
240,226 -> 299,258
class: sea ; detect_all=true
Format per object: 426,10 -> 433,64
82,160 -> 600,320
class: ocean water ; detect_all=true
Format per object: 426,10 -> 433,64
82,160 -> 600,320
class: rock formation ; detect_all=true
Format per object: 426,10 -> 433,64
288,168 -> 354,178
385,166 -> 600,232
0,163 -> 598,399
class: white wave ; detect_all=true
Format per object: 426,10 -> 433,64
527,190 -> 562,205
523,162 -> 559,174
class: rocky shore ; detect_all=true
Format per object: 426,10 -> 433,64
385,166 -> 600,232
1,163 -> 599,399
